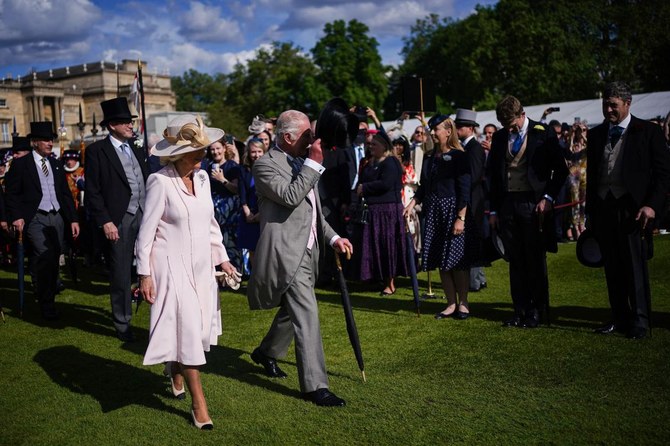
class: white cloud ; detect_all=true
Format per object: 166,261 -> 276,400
153,42 -> 270,74
180,1 -> 242,43
0,0 -> 101,44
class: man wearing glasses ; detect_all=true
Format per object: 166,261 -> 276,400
85,97 -> 149,342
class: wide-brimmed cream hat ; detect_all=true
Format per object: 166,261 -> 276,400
151,114 -> 224,157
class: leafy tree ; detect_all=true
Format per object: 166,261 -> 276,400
171,70 -> 226,112
399,0 -> 670,110
225,41 -> 330,124
311,20 -> 388,116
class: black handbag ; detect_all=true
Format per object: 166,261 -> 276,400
349,197 -> 369,225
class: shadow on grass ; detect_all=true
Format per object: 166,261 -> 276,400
2,294 -> 151,351
205,343 -> 351,401
206,344 -> 301,400
34,345 -> 184,417
316,279 -> 670,332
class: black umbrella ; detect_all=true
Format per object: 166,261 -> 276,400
68,245 -> 78,284
405,218 -> 421,317
17,229 -> 25,317
334,248 -> 366,382
638,229 -> 653,337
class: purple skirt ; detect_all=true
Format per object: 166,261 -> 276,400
359,202 -> 409,281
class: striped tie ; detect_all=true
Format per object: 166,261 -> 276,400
41,158 -> 49,177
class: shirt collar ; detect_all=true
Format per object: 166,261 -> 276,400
462,135 -> 475,146
32,150 -> 47,163
109,134 -> 126,150
610,113 -> 631,130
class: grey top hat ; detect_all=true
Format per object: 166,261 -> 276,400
28,122 -> 58,140
454,109 -> 479,127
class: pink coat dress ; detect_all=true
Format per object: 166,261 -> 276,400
136,164 -> 229,366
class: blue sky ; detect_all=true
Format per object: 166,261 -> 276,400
1,0 -> 497,78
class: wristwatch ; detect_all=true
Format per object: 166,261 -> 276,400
457,215 -> 466,222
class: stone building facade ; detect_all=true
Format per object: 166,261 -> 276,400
0,59 -> 175,149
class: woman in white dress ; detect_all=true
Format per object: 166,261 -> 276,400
137,115 -> 238,430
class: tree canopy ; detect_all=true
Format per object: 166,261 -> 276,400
172,1 -> 670,133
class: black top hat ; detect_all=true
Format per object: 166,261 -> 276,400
492,229 -> 508,262
576,229 -> 603,268
100,97 -> 137,127
28,122 -> 57,140
11,136 -> 32,151
316,98 -> 360,150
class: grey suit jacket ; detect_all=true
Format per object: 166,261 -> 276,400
247,147 -> 337,310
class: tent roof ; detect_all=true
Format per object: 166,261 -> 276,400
382,91 -> 670,136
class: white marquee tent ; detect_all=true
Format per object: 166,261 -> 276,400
382,91 -> 670,136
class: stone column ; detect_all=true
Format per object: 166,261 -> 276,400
37,96 -> 44,121
30,96 -> 37,122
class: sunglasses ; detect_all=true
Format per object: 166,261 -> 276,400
414,130 -> 424,135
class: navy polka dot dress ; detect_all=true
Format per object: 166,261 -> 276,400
422,195 -> 469,271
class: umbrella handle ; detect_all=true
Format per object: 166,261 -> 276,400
334,246 -> 352,270
17,229 -> 23,244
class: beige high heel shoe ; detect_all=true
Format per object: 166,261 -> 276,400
163,362 -> 186,400
191,410 -> 213,430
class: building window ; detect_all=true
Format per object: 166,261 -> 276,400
0,98 -> 7,107
1,121 -> 10,143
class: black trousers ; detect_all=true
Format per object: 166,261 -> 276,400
499,192 -> 549,316
593,193 -> 650,330
26,212 -> 64,313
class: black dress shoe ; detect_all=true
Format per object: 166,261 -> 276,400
521,315 -> 539,328
593,323 -> 618,335
251,348 -> 287,378
41,309 -> 61,321
117,330 -> 136,342
502,315 -> 522,327
626,327 -> 647,340
434,310 -> 456,320
302,388 -> 346,407
454,310 -> 470,320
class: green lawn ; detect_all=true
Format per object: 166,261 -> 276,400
1,237 -> 669,445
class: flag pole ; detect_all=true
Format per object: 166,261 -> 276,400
137,59 -> 149,153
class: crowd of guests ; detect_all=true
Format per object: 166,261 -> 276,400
1,81 -> 669,427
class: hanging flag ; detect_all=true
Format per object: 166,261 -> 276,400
129,71 -> 143,134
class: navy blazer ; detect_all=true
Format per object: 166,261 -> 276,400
4,154 -> 77,226
415,149 -> 471,211
84,136 -> 149,227
586,115 -> 670,216
359,156 -> 403,205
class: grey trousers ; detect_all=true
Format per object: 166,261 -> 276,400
107,211 -> 142,334
259,248 -> 328,393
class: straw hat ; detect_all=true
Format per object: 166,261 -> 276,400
151,115 -> 224,157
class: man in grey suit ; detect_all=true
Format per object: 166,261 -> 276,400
85,97 -> 149,342
247,109 -> 353,407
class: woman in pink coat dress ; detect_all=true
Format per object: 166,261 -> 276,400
137,115 -> 238,430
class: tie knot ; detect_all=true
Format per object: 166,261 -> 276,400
609,126 -> 623,145
291,157 -> 303,174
